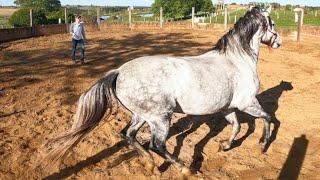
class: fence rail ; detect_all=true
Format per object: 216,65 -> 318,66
1,22 -> 320,43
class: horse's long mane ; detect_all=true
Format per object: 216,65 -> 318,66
213,7 -> 268,57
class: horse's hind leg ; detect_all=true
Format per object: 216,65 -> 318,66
147,117 -> 191,176
120,114 -> 155,170
121,114 -> 145,142
219,111 -> 240,151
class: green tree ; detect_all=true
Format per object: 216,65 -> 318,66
11,0 -> 63,26
14,0 -> 61,12
44,0 -> 61,12
285,4 -> 292,11
151,0 -> 215,19
9,8 -> 47,27
200,0 -> 215,13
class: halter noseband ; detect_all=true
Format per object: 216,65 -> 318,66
262,15 -> 278,47
267,28 -> 278,47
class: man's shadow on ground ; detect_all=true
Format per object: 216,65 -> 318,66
44,81 -> 293,178
159,80 -> 293,172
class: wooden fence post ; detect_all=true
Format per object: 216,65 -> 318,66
160,7 -> 163,29
234,15 -> 237,23
192,7 -> 195,29
29,9 -> 33,27
64,8 -> 68,33
97,7 -> 101,30
128,7 -> 132,29
224,6 -> 227,30
300,9 -> 304,26
297,11 -> 302,42
30,9 -> 34,36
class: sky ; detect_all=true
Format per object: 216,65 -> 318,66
1,0 -> 319,7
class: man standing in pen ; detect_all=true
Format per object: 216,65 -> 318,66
70,15 -> 86,64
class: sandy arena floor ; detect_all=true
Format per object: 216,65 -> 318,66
0,29 -> 319,179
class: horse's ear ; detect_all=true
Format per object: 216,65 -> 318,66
266,5 -> 272,14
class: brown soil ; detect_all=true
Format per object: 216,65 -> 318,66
0,8 -> 18,17
0,29 -> 319,179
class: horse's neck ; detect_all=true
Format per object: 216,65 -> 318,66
230,32 -> 262,70
250,32 -> 262,62
201,30 -> 262,70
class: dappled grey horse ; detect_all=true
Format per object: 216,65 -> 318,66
46,7 -> 282,175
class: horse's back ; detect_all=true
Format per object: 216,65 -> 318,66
115,55 -> 236,117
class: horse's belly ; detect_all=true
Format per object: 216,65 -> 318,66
176,86 -> 233,115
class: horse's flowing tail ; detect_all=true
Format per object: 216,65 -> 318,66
44,69 -> 119,167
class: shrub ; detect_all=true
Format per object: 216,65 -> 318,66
9,8 -> 48,27
46,9 -> 64,24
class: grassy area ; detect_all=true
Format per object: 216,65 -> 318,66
0,16 -> 12,29
210,8 -> 247,24
101,9 -> 157,23
270,9 -> 320,28
206,7 -> 320,29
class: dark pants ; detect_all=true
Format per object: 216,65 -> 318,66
71,38 -> 85,61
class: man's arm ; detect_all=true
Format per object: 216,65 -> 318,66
82,25 -> 86,41
69,23 -> 74,35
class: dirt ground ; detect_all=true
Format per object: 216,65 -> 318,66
0,28 -> 319,179
0,8 -> 18,17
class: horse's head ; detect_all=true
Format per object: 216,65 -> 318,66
257,6 -> 282,49
213,6 -> 282,57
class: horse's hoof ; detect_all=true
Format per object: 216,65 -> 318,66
260,146 -> 266,154
181,166 -> 192,176
144,159 -> 155,172
218,140 -> 230,152
218,143 -> 224,152
259,141 -> 267,153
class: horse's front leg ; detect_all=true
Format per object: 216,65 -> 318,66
242,98 -> 271,151
219,111 -> 241,151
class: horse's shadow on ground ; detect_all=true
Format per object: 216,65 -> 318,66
43,81 -> 293,178
160,80 -> 293,172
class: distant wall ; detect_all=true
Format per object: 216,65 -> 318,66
0,23 -> 99,43
99,22 -> 229,31
0,27 -> 32,43
35,24 -> 67,36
